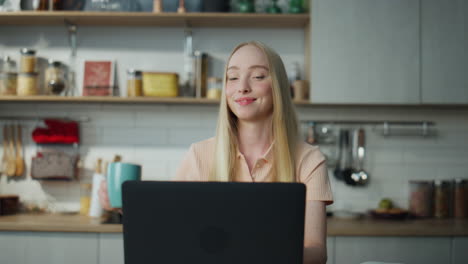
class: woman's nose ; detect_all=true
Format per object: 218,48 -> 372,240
238,78 -> 251,93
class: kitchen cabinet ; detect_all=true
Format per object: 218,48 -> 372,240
311,0 -> 420,104
421,0 -> 468,104
452,237 -> 468,264
0,231 -> 99,264
99,233 -> 124,264
334,236 -> 451,264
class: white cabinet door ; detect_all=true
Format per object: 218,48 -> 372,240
99,233 -> 124,264
327,237 -> 335,264
452,237 -> 468,264
334,236 -> 451,264
311,0 -> 420,104
421,0 -> 468,104
0,232 -> 27,264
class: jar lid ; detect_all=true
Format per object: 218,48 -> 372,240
434,180 -> 452,186
18,72 -> 39,76
48,59 -> 62,67
20,48 -> 36,55
409,180 -> 433,184
127,69 -> 142,75
0,72 -> 18,77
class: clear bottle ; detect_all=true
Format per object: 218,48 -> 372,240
20,48 -> 37,73
409,180 -> 434,218
45,60 -> 67,95
126,69 -> 143,97
0,56 -> 17,72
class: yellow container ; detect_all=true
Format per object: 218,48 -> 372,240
143,72 -> 179,97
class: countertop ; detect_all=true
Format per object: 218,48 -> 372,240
0,213 -> 467,236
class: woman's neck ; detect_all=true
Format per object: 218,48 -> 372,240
237,117 -> 273,160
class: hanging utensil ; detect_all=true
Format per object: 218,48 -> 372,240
6,125 -> 16,177
1,125 -> 8,175
15,124 -> 24,177
341,129 -> 355,186
351,128 -> 369,186
334,129 -> 353,182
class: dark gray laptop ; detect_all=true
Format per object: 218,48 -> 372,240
122,181 -> 306,264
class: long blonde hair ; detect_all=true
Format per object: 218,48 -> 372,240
210,41 -> 299,182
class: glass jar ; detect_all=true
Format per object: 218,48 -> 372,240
20,48 -> 37,73
434,180 -> 452,218
126,69 -> 143,97
0,56 -> 17,72
80,183 -> 92,216
0,72 -> 18,95
409,180 -> 434,218
206,77 -> 222,100
454,179 -> 467,219
45,60 -> 67,95
17,72 -> 39,96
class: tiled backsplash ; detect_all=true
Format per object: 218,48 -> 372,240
1,103 -> 467,213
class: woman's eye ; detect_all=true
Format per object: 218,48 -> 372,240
228,77 -> 238,81
254,76 -> 265,80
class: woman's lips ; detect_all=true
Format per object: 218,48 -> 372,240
235,97 -> 256,106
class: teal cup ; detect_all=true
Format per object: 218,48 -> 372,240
107,162 -> 141,208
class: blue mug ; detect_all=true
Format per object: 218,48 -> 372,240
107,162 -> 141,208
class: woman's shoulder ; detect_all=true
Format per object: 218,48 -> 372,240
190,137 -> 216,154
296,141 -> 326,163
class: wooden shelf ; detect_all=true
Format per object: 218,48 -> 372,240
1,96 -> 466,108
0,96 -> 221,104
0,11 -> 309,28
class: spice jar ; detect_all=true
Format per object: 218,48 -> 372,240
454,179 -> 467,219
45,60 -> 66,95
126,69 -> 143,97
206,77 -> 222,100
409,180 -> 434,218
20,48 -> 37,73
434,180 -> 452,218
17,72 -> 39,96
0,72 -> 17,95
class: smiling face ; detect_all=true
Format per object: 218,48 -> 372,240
225,45 -> 274,123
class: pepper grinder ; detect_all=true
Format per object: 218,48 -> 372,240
178,0 -> 186,13
153,0 -> 162,13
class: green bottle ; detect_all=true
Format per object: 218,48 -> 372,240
266,0 -> 282,14
238,0 -> 255,13
289,0 -> 304,14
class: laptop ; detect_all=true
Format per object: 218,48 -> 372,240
122,181 -> 306,264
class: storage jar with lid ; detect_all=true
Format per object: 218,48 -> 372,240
434,180 -> 453,218
17,72 -> 39,96
206,77 -> 222,99
409,180 -> 434,218
126,69 -> 143,97
454,179 -> 467,218
0,72 -> 18,95
20,48 -> 37,73
45,60 -> 67,95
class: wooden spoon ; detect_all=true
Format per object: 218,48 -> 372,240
1,125 -> 8,175
15,124 -> 25,177
6,125 -> 16,177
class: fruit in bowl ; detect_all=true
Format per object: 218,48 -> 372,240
370,198 -> 408,220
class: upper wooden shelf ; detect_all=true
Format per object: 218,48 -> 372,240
0,95 -> 312,106
0,11 -> 309,28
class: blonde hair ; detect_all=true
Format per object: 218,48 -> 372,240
210,41 -> 299,183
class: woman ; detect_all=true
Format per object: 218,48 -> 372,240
100,41 -> 333,264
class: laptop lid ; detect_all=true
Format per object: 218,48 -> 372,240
122,181 -> 306,264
